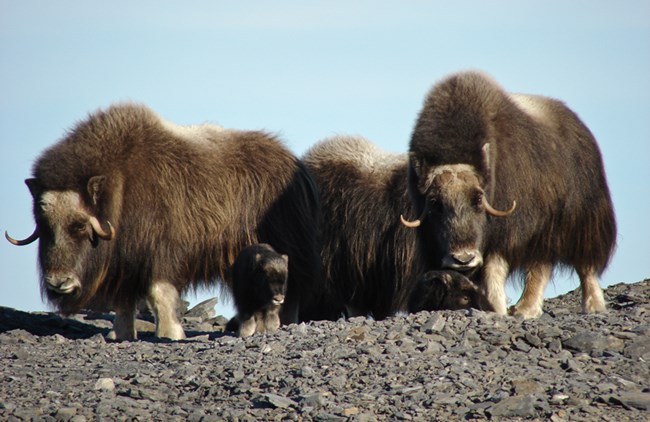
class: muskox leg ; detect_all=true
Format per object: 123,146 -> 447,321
509,263 -> 552,319
481,254 -> 510,315
239,314 -> 257,337
147,280 -> 186,340
110,306 -> 137,340
577,267 -> 607,314
262,308 -> 281,332
279,299 -> 299,326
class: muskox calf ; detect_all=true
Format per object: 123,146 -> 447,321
404,71 -> 616,318
6,103 -> 323,340
232,244 -> 288,337
407,271 -> 494,313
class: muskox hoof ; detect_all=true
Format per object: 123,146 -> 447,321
508,303 -> 543,319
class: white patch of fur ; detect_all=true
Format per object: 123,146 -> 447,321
510,263 -> 552,319
160,118 -> 225,145
578,268 -> 607,314
305,136 -> 406,175
510,94 -> 551,124
40,191 -> 84,216
481,254 -> 510,315
147,281 -> 186,340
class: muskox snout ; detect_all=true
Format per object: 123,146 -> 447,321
44,274 -> 81,294
442,250 -> 483,271
272,294 -> 285,306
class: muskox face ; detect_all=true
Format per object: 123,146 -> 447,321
6,177 -> 115,308
254,255 -> 289,308
408,270 -> 495,312
403,151 -> 515,274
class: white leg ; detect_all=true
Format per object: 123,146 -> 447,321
110,306 -> 137,340
510,263 -> 552,319
263,307 -> 281,332
147,281 -> 185,340
239,314 -> 256,337
577,267 -> 607,314
481,254 -> 510,315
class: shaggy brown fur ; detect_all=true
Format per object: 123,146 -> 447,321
304,136 -> 444,319
408,71 -> 616,317
10,103 -> 325,338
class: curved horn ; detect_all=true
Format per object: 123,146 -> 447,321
484,198 -> 517,217
88,217 -> 115,241
5,227 -> 39,246
400,202 -> 429,229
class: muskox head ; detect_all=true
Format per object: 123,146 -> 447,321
253,253 -> 289,309
401,144 -> 515,273
407,270 -> 495,313
6,176 -> 115,309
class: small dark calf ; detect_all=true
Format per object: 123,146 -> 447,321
232,244 -> 289,337
408,271 -> 494,313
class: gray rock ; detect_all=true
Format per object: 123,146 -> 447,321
609,391 -> 650,410
486,394 -> 537,418
563,331 -> 625,355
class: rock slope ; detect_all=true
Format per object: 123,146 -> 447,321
1,280 -> 648,421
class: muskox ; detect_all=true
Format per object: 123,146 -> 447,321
232,243 -> 288,337
407,270 -> 494,313
303,136 -> 489,319
403,71 -> 617,318
6,103 -> 324,339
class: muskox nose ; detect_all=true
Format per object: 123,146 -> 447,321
45,274 -> 81,294
452,251 -> 477,266
272,294 -> 285,306
442,250 -> 483,271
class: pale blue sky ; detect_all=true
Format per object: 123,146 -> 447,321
1,2 -> 649,318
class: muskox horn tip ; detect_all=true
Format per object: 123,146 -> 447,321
5,227 -> 39,246
400,214 -> 421,228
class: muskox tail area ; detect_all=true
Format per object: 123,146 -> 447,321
569,190 -> 618,276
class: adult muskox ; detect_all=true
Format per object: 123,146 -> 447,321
402,71 -> 616,318
303,136 -> 492,318
6,103 -> 323,339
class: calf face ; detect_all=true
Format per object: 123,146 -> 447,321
408,270 -> 494,313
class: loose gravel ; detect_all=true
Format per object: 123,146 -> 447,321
1,280 -> 648,421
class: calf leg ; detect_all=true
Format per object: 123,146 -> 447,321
110,305 -> 137,340
481,254 -> 510,315
147,280 -> 186,340
577,267 -> 607,314
510,263 -> 552,319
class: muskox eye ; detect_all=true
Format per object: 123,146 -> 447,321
68,222 -> 87,236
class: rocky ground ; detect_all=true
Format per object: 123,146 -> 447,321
1,280 -> 648,421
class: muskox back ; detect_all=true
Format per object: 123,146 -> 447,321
407,71 -> 616,318
10,103 -> 324,339
303,136 -> 432,318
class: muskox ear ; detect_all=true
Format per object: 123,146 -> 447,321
25,178 -> 41,198
87,175 -> 107,205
